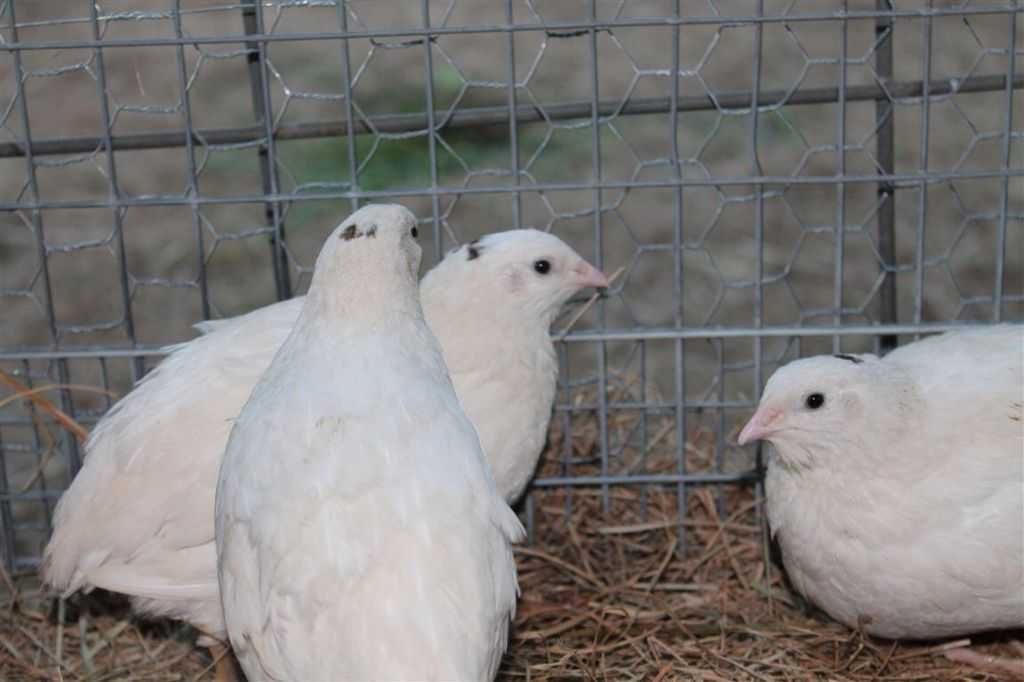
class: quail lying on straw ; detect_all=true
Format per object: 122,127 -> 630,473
740,325 -> 1024,672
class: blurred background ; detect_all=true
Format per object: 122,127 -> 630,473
0,1 -> 1021,570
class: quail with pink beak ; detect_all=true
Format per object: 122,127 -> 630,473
42,221 -> 608,681
739,325 -> 1023,671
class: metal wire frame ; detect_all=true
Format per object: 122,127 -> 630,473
0,73 -> 1018,159
874,0 -> 898,352
1,4 -> 1020,51
0,1 -> 1022,572
1,166 -> 1021,214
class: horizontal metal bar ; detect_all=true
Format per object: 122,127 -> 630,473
0,471 -> 759,500
1,72 -> 1017,159
8,521 -> 49,531
0,6 -> 1018,52
558,321 -> 1014,343
1,167 -> 1021,214
553,399 -> 756,412
0,490 -> 60,501
0,347 -> 169,360
0,400 -> 755,427
0,415 -> 103,427
1,321 -> 1007,362
530,471 -> 759,487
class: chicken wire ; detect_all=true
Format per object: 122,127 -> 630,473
0,0 -> 1021,573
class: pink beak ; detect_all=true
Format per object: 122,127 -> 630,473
572,261 -> 610,289
737,406 -> 782,446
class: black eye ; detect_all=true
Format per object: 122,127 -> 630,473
805,393 -> 825,410
411,227 -> 419,239
533,259 -> 551,275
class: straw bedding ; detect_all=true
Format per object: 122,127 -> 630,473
0,384 -> 1021,681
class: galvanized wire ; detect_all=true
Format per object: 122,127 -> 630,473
0,73 -> 1018,159
0,0 -> 1021,572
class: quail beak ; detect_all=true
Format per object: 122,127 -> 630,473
572,261 -> 610,290
737,406 -> 782,446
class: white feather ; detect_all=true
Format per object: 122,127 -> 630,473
746,324 -> 1024,639
41,224 -> 602,643
215,204 -> 522,680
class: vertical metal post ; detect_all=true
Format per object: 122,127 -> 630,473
833,4 -> 849,355
335,1 -> 361,216
875,0 -> 898,351
715,348 -> 726,515
505,0 -> 522,230
993,3 -> 1018,323
172,2 -> 211,321
669,0 -> 688,551
637,341 -> 649,518
5,2 -> 83,480
4,2 -> 58,547
241,0 -> 291,301
98,358 -> 113,411
750,0 -> 767,582
749,0 -> 765,389
89,4 -> 144,381
558,343 -> 573,523
587,0 -> 610,514
912,2 -> 934,335
0,425 -> 15,573
420,0 -> 443,261
21,366 -> 53,534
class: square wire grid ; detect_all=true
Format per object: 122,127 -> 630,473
0,0 -> 1021,572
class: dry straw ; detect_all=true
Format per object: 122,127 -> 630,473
0,366 -> 1020,680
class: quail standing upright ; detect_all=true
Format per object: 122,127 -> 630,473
215,204 -> 523,681
41,225 -> 604,681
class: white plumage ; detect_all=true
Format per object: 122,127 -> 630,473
41,223 -> 605,650
738,324 -> 1024,640
215,203 -> 523,680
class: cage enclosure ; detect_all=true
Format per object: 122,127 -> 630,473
0,1 -> 1021,680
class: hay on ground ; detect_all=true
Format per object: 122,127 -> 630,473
0,376 -> 1021,681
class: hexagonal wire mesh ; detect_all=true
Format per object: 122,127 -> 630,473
0,1 -> 1020,573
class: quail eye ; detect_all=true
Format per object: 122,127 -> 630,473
805,393 -> 825,410
410,227 -> 419,239
533,259 -> 551,275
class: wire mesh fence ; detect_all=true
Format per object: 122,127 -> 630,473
0,0 -> 1021,573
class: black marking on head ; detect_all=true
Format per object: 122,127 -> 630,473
466,240 -> 481,261
833,353 -> 863,364
339,223 -> 377,241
